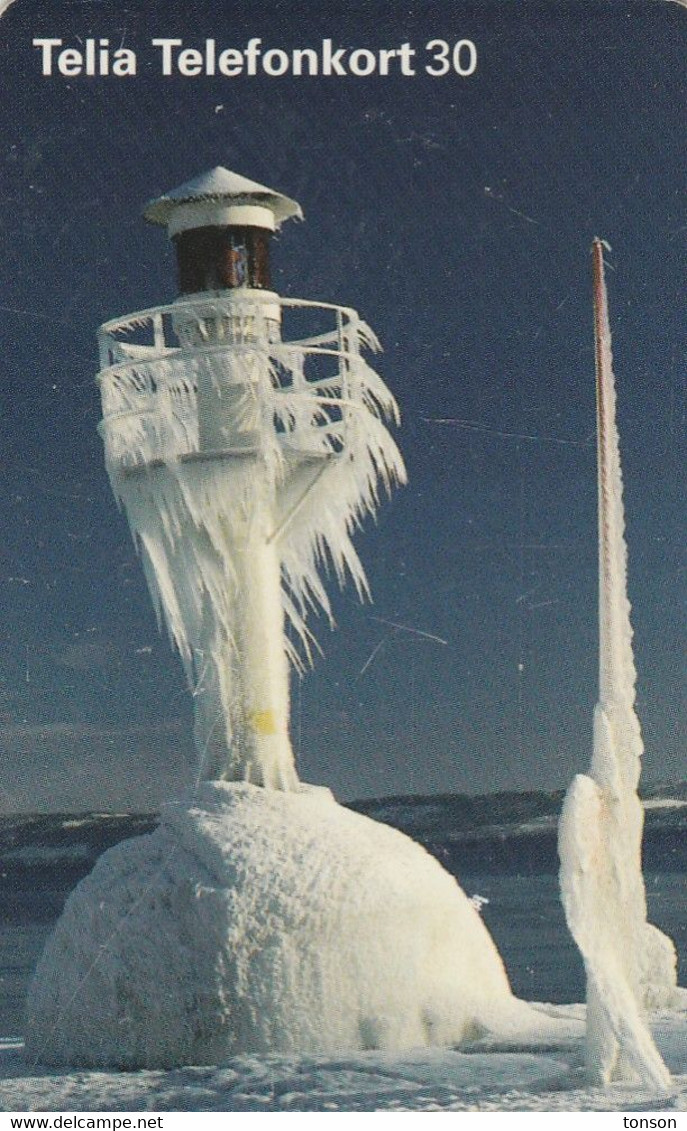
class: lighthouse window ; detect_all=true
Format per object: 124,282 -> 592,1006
174,225 -> 272,294
228,242 -> 248,287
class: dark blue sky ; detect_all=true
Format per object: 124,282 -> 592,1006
0,0 -> 684,810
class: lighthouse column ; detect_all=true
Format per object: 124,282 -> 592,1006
192,517 -> 298,790
234,520 -> 297,789
174,323 -> 298,788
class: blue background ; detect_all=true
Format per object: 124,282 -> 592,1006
0,0 -> 684,809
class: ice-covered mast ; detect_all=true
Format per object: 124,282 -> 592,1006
558,239 -> 676,1089
96,168 -> 405,789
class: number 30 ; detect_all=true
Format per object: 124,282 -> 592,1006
425,39 -> 477,77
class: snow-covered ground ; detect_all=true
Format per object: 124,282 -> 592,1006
3,793 -> 685,1111
3,1007 -> 687,1111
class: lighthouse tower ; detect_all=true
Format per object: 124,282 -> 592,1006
96,168 -> 406,789
26,168 -> 544,1075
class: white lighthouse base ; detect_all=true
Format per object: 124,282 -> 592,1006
24,782 -> 543,1070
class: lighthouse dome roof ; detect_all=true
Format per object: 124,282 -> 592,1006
144,167 -> 303,228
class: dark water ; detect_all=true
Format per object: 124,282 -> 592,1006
1,860 -> 685,1037
459,871 -> 687,1005
0,923 -> 54,1037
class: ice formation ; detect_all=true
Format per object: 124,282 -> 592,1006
24,782 -> 548,1069
28,171 -> 541,1069
99,313 -> 404,787
96,169 -> 406,788
38,171 -> 641,1072
558,239 -> 677,1089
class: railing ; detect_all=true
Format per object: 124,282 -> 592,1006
97,293 -> 363,365
96,293 -> 378,472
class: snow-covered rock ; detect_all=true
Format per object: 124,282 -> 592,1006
25,782 -> 537,1070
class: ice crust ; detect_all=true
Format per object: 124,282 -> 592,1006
557,243 -> 677,1089
99,307 -> 406,787
559,773 -> 675,1090
25,783 -> 543,1070
143,166 -> 304,227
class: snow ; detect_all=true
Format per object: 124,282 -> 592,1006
644,799 -> 687,811
559,776 -> 675,1090
25,781 -> 563,1071
557,241 -> 678,1089
98,296 -> 405,788
143,167 -> 303,227
21,215 -> 681,1109
7,1009 -> 687,1110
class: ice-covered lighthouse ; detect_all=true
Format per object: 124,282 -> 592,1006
26,170 -> 562,1070
97,168 -> 406,788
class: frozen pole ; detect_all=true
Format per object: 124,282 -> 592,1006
593,237 -> 636,721
558,240 -> 674,1089
96,168 -> 405,791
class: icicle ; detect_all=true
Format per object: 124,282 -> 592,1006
98,296 -> 405,790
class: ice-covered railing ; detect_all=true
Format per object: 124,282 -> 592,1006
96,294 -> 398,474
96,288 -> 406,712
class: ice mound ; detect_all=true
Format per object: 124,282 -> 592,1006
25,782 -> 535,1069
